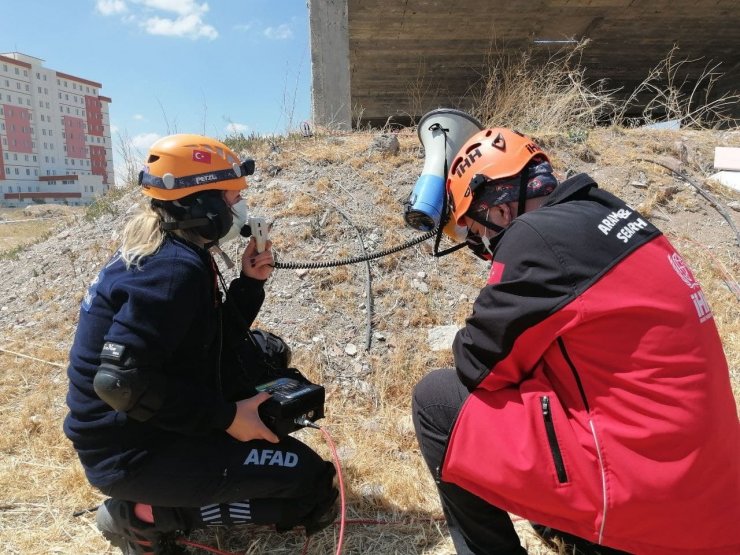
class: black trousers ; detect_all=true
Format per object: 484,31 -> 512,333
101,433 -> 335,532
100,330 -> 335,533
412,368 -> 631,555
412,368 -> 527,555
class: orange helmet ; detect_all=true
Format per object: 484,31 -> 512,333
447,128 -> 549,226
139,134 -> 254,201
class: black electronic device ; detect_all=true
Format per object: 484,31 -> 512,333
256,376 -> 325,437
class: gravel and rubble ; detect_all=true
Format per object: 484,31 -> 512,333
1,128 -> 738,389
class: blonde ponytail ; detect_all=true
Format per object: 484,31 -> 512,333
120,202 -> 206,269
120,203 -> 166,269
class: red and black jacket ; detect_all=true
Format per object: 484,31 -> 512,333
442,174 -> 739,555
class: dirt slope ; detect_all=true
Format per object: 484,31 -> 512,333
0,127 -> 738,554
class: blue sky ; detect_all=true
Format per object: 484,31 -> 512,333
1,0 -> 311,169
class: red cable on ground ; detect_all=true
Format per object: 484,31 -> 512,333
319,425 -> 347,555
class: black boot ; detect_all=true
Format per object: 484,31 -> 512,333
96,499 -> 188,555
531,523 -> 632,555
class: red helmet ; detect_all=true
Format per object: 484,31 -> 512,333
447,128 -> 549,226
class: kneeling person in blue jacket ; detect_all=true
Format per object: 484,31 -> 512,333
64,134 -> 337,554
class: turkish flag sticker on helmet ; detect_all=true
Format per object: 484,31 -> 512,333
193,150 -> 212,163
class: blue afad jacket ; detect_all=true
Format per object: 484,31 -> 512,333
64,235 -> 265,487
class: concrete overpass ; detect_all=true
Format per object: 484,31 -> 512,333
309,0 -> 740,129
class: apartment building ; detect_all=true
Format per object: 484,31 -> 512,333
0,52 -> 114,207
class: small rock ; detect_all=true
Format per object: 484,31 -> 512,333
673,141 -> 689,164
395,415 -> 414,435
413,280 -> 429,294
295,268 -> 309,278
336,446 -> 356,461
369,134 -> 399,156
345,343 -> 358,356
358,483 -> 385,497
361,418 -> 381,431
428,325 -> 459,351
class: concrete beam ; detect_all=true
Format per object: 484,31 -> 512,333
309,0 -> 352,130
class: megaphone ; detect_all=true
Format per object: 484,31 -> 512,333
404,108 -> 483,232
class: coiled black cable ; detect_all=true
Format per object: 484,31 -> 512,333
273,228 -> 438,270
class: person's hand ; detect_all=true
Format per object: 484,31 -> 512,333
225,392 -> 279,443
241,238 -> 274,281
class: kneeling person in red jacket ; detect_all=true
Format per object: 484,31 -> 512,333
412,128 -> 739,555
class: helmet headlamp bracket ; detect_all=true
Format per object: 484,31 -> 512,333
139,158 -> 255,193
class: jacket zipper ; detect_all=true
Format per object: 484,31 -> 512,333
557,337 -> 608,543
541,395 -> 568,483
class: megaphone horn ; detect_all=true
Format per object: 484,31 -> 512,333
405,108 -> 483,231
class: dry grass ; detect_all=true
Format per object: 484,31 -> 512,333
470,40 -> 617,134
0,208 -> 70,258
471,41 -> 739,133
